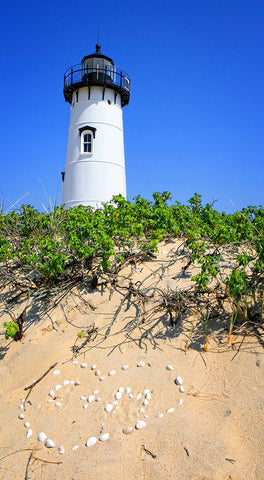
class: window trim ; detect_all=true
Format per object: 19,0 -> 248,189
79,126 -> 97,155
82,131 -> 92,153
79,126 -> 97,138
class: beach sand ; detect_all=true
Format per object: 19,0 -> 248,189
0,240 -> 263,480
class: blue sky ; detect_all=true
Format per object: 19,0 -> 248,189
0,0 -> 263,212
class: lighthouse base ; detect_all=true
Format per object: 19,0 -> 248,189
61,159 -> 126,209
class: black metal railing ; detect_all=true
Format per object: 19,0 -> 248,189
63,64 -> 130,106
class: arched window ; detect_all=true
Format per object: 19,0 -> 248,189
83,132 -> 92,153
79,126 -> 96,155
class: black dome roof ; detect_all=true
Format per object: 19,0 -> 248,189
81,44 -> 114,66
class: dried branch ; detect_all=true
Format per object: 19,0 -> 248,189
32,455 -> 63,465
0,448 -> 35,462
141,444 -> 157,459
24,362 -> 58,403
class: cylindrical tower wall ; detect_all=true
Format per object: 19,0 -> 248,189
62,86 -> 126,209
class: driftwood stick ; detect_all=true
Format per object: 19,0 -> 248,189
32,455 -> 63,465
24,451 -> 33,480
0,448 -> 35,462
24,362 -> 58,403
24,386 -> 34,404
104,292 -> 129,339
183,446 -> 190,457
141,444 -> 157,459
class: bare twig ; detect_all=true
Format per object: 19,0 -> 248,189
24,362 -> 58,391
32,455 -> 62,465
25,451 -> 33,480
141,444 -> 157,459
183,446 -> 190,457
0,448 -> 35,462
24,362 -> 58,403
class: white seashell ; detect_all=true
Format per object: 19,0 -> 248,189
112,400 -> 118,405
175,376 -> 183,385
166,408 -> 175,414
21,399 -> 25,403
47,399 -> 54,403
143,399 -> 149,406
45,438 -> 55,448
88,395 -> 95,403
108,369 -> 116,376
80,396 -> 86,401
94,369 -> 101,376
105,403 -> 113,413
139,407 -> 145,413
118,387 -> 124,393
156,413 -> 164,419
93,389 -> 99,394
99,376 -> 105,381
99,433 -> 109,442
129,393 -> 133,399
86,437 -> 97,447
52,370 -> 60,376
136,393 -> 142,401
115,392 -> 122,400
166,365 -> 173,371
72,445 -> 79,451
143,389 -> 150,395
37,432 -> 47,442
74,381 -> 81,386
122,426 -> 133,435
19,404 -> 24,410
80,363 -> 87,368
121,365 -> 129,370
26,429 -> 33,438
62,380 -> 70,386
55,384 -> 62,391
95,397 -> 102,402
178,399 -> 183,405
125,387 -> 131,394
24,422 -> 30,428
18,413 -> 24,420
72,360 -> 78,365
162,250 -> 167,254
70,380 -> 75,384
91,364 -> 96,370
144,414 -> 149,419
135,420 -> 147,429
137,361 -> 145,367
179,385 -> 184,393
58,446 -> 65,454
48,390 -> 55,398
145,392 -> 151,400
83,404 -> 88,409
55,402 -> 62,407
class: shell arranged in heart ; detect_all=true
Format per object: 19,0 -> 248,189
20,360 -> 185,454
86,436 -> 97,447
99,433 -> 109,442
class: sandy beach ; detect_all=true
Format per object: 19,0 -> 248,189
0,241 -> 263,480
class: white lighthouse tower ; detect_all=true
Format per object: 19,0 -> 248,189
62,44 -> 130,209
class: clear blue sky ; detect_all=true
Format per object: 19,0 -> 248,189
0,0 -> 263,212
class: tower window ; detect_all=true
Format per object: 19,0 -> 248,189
83,132 -> 92,153
79,126 -> 97,155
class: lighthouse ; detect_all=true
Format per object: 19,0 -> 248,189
62,44 -> 130,209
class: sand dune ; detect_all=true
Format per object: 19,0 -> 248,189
0,241 -> 263,480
